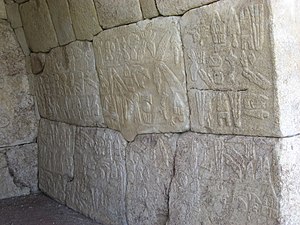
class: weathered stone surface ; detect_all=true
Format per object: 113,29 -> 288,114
6,143 -> 38,192
68,0 -> 102,40
126,134 -> 178,225
66,128 -> 127,225
181,0 -> 281,137
46,0 -> 75,46
156,0 -> 218,16
0,0 -> 6,19
5,3 -> 22,28
20,0 -> 58,52
94,0 -> 143,29
30,52 -> 46,74
0,21 -> 38,147
168,133 -> 300,225
14,27 -> 30,55
35,41 -> 104,126
140,0 -> 159,18
93,17 -> 189,141
38,119 -> 75,203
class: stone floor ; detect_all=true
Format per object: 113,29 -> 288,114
0,193 -> 101,225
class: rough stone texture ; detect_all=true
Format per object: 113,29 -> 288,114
38,119 -> 75,203
156,0 -> 218,16
140,0 -> 159,18
126,134 -> 178,225
93,17 -> 189,141
94,0 -> 143,29
46,0 -> 75,46
0,143 -> 38,199
68,0 -> 102,40
14,27 -> 30,55
0,0 -> 6,19
20,0 -> 58,52
35,41 -> 104,126
66,128 -> 127,225
0,20 -> 38,147
168,132 -> 300,225
181,0 -> 282,137
5,3 -> 22,28
30,52 -> 46,74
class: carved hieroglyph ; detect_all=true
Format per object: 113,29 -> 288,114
93,17 -> 189,141
66,128 -> 127,225
0,20 -> 37,147
126,134 -> 178,225
35,41 -> 104,127
181,0 -> 280,136
38,119 -> 75,203
168,133 -> 300,225
156,0 -> 218,16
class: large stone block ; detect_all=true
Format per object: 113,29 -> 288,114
68,0 -> 102,40
94,0 -> 143,29
38,119 -> 75,203
66,128 -> 127,225
5,3 -> 22,28
168,133 -> 300,225
126,134 -> 178,225
181,0 -> 300,137
156,0 -> 218,16
46,0 -> 75,45
93,17 -> 189,141
35,41 -> 104,126
0,0 -> 6,19
139,0 -> 159,19
20,0 -> 58,52
0,21 -> 38,147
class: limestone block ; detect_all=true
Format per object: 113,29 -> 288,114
0,21 -> 38,147
35,41 -> 104,126
140,0 -> 159,18
93,17 -> 189,141
0,0 -> 6,19
66,128 -> 127,225
156,0 -> 218,16
30,52 -> 45,74
181,0 -> 297,137
168,133 -> 300,225
126,134 -> 178,225
68,0 -> 102,40
46,0 -> 75,46
19,0 -> 58,52
94,0 -> 143,29
38,119 -> 76,203
14,27 -> 30,55
5,3 -> 22,28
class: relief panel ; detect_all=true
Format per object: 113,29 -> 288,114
181,0 -> 279,136
93,17 -> 189,141
168,132 -> 281,225
66,128 -> 127,225
35,41 -> 104,127
126,134 -> 178,225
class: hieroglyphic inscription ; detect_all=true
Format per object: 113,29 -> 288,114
93,17 -> 189,141
35,41 -> 104,127
126,134 -> 178,225
168,133 -> 280,225
66,128 -> 127,225
181,0 -> 278,136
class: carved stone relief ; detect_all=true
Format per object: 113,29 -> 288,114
93,17 -> 189,141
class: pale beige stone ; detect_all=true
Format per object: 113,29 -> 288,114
0,21 -> 38,148
140,0 -> 159,18
30,52 -> 45,74
168,133 -> 300,225
20,0 -> 58,52
68,0 -> 101,40
94,0 -> 143,29
126,134 -> 178,225
181,0 -> 282,137
38,119 -> 75,203
93,17 -> 189,141
35,41 -> 104,126
14,27 -> 30,55
0,0 -> 6,19
66,128 -> 127,225
156,0 -> 218,16
5,3 -> 22,28
46,0 -> 75,45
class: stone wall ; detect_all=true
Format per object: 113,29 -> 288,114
0,0 -> 38,199
5,0 -> 300,224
